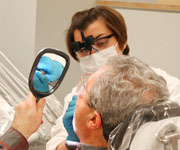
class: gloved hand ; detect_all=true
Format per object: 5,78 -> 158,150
33,70 -> 49,92
63,95 -> 80,142
37,56 -> 64,82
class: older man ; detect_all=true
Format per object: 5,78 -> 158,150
58,55 -> 170,150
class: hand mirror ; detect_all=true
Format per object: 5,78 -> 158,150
28,48 -> 70,100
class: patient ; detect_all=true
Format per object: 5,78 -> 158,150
63,55 -> 170,150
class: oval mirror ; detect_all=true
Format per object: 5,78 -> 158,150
28,48 -> 70,100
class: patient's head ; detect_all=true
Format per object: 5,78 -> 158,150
74,55 -> 169,147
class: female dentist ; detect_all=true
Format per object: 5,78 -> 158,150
45,6 -> 180,150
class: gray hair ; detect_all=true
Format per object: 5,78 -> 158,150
87,55 -> 169,141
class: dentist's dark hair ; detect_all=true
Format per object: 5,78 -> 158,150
66,6 -> 129,62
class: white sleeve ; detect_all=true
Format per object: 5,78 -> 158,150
152,67 -> 180,104
46,86 -> 78,150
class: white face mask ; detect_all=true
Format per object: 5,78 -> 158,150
79,43 -> 118,74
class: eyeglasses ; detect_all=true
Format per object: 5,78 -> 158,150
73,34 -> 114,57
77,74 -> 91,95
77,74 -> 98,110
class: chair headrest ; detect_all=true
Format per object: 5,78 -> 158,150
130,116 -> 180,150
108,101 -> 180,150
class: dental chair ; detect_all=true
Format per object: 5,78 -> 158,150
130,116 -> 180,150
108,101 -> 180,150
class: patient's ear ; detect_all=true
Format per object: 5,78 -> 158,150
88,111 -> 102,129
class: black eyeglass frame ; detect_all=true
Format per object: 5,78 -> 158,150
72,33 -> 114,55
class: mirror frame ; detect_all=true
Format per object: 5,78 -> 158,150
28,48 -> 70,99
